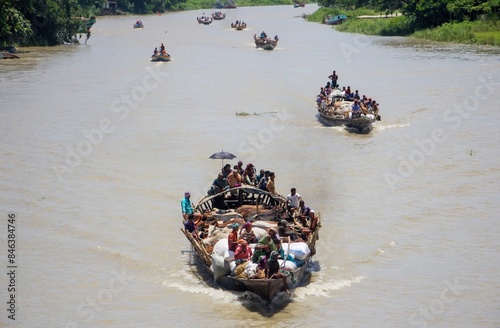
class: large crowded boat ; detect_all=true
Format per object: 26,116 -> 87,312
181,167 -> 321,302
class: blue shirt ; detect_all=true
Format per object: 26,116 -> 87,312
181,197 -> 194,215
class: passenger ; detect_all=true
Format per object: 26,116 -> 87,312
234,239 -> 253,263
286,188 -> 302,218
221,163 -> 232,178
210,172 -> 229,195
328,70 -> 338,88
184,214 -> 199,240
351,100 -> 362,118
181,191 -> 202,223
153,47 -> 158,55
266,251 -> 289,292
353,90 -> 360,100
268,227 -> 280,244
243,163 -> 256,186
297,200 -> 312,227
227,169 -> 242,188
236,160 -> 245,176
227,222 -> 240,254
239,221 -> 258,244
260,31 -> 267,38
252,235 -> 276,263
257,170 -> 270,191
266,172 -> 276,194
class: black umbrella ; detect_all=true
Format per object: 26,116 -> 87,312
209,149 -> 237,167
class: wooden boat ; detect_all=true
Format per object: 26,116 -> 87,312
214,0 -> 237,9
231,21 -> 247,30
317,92 -> 381,133
197,16 -> 213,25
0,51 -> 20,59
181,185 -> 321,302
293,1 -> 305,7
151,54 -> 171,62
254,34 -> 279,50
133,22 -> 144,29
211,12 -> 226,20
324,14 -> 347,25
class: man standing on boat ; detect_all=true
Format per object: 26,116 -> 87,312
286,188 -> 302,219
181,191 -> 202,223
328,70 -> 338,88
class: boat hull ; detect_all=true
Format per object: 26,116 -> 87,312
151,55 -> 171,62
318,111 -> 374,133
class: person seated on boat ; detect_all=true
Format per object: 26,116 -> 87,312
221,163 -> 232,179
268,227 -> 280,244
351,100 -> 362,118
345,86 -> 352,97
210,172 -> 229,195
266,172 -> 276,194
234,239 -> 253,264
266,251 -> 289,292
252,235 -> 277,263
353,90 -> 360,100
260,31 -> 267,39
286,188 -> 302,219
227,169 -> 242,189
239,221 -> 258,244
243,163 -> 256,185
184,214 -> 200,240
371,99 -> 380,116
235,160 -> 245,176
227,222 -> 240,257
324,82 -> 332,95
359,99 -> 368,115
257,170 -> 270,191
153,47 -> 158,56
181,191 -> 203,223
297,200 -> 313,227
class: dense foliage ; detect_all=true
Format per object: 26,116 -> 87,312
0,0 -> 195,45
317,0 -> 499,29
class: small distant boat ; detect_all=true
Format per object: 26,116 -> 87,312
231,21 -> 247,30
214,0 -> 237,9
0,51 -> 20,59
293,1 -> 305,7
324,14 -> 347,25
212,12 -> 226,20
133,21 -> 144,29
197,16 -> 213,25
151,54 -> 171,62
254,34 -> 279,50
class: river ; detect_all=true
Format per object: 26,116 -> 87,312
1,4 -> 499,327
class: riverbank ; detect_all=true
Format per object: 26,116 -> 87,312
307,7 -> 500,47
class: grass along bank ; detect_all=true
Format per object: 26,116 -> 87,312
308,8 -> 500,47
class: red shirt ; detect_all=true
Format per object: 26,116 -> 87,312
234,245 -> 253,260
228,230 -> 238,252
